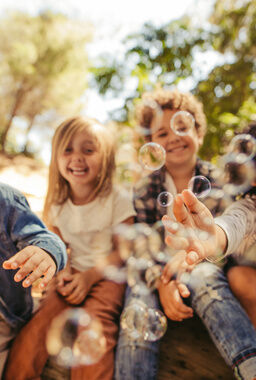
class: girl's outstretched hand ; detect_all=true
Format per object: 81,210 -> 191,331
2,246 -> 57,289
163,189 -> 220,266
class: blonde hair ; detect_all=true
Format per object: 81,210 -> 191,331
43,116 -> 116,225
136,87 -> 207,139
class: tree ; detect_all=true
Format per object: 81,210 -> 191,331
0,11 -> 92,153
92,0 -> 256,160
195,0 -> 256,159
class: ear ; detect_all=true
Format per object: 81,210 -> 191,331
198,134 -> 204,146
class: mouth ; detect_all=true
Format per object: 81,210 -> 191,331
167,145 -> 187,153
68,167 -> 88,176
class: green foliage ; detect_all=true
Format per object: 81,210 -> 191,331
92,0 -> 256,160
0,10 -> 92,153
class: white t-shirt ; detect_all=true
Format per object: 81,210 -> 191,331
49,186 -> 136,271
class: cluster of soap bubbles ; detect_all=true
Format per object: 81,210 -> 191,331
120,299 -> 167,342
46,308 -> 106,367
47,100 -> 256,367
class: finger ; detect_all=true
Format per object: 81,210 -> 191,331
182,190 -> 212,222
186,251 -> 200,265
13,251 -> 43,282
65,288 -> 82,304
3,246 -> 33,270
66,287 -> 85,304
162,215 -> 179,234
61,281 -> 76,297
40,266 -> 56,289
165,234 -> 189,251
177,283 -> 191,298
57,277 -> 64,287
172,285 -> 193,316
22,259 -> 52,288
173,194 -> 191,225
165,297 -> 193,321
161,262 -> 177,284
57,273 -> 72,287
161,252 -> 187,284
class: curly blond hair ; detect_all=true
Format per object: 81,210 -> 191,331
136,87 -> 207,138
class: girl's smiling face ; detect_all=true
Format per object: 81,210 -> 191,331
57,130 -> 102,198
151,109 -> 203,169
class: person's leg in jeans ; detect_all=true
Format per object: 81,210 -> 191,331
115,286 -> 160,380
188,262 -> 256,380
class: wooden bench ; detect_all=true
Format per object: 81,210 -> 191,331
158,315 -> 234,380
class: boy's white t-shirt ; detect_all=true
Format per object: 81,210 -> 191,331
50,186 -> 136,271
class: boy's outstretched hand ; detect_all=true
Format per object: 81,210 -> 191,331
162,189 -> 226,266
2,246 -> 57,288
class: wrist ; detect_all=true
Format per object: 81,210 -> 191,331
206,225 -> 228,263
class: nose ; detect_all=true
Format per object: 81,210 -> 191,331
167,128 -> 181,143
71,151 -> 84,162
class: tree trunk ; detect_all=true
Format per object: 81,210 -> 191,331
0,86 -> 24,153
22,115 -> 36,154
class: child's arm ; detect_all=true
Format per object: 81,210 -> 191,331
3,246 -> 57,289
9,193 -> 67,274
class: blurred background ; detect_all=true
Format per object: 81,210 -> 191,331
0,0 -> 255,213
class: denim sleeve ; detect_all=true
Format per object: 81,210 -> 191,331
9,193 -> 67,271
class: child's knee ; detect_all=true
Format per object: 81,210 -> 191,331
228,266 -> 256,301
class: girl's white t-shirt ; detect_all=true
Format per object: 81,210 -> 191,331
50,186 -> 136,271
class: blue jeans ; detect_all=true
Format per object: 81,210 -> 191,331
115,262 -> 256,380
115,287 -> 160,380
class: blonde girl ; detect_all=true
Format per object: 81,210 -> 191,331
5,117 -> 135,380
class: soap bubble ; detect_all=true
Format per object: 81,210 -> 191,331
46,308 -> 106,367
139,142 -> 166,171
217,153 -> 254,195
170,111 -> 195,136
143,308 -> 167,342
120,299 -> 148,340
188,175 -> 211,199
157,191 -> 173,207
116,162 -> 143,191
229,134 -> 256,163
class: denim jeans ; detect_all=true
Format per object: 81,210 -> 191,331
115,287 -> 160,380
115,262 -> 256,380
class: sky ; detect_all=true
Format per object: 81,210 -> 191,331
0,0 -> 215,163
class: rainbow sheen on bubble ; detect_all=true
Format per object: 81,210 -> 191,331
139,142 -> 166,171
170,111 -> 195,136
188,175 -> 211,199
157,191 -> 173,207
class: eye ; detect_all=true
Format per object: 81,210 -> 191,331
83,147 -> 94,154
64,146 -> 72,153
158,132 -> 167,138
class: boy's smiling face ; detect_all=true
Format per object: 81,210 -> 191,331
151,109 -> 203,169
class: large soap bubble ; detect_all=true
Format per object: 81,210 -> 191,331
46,308 -> 106,367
